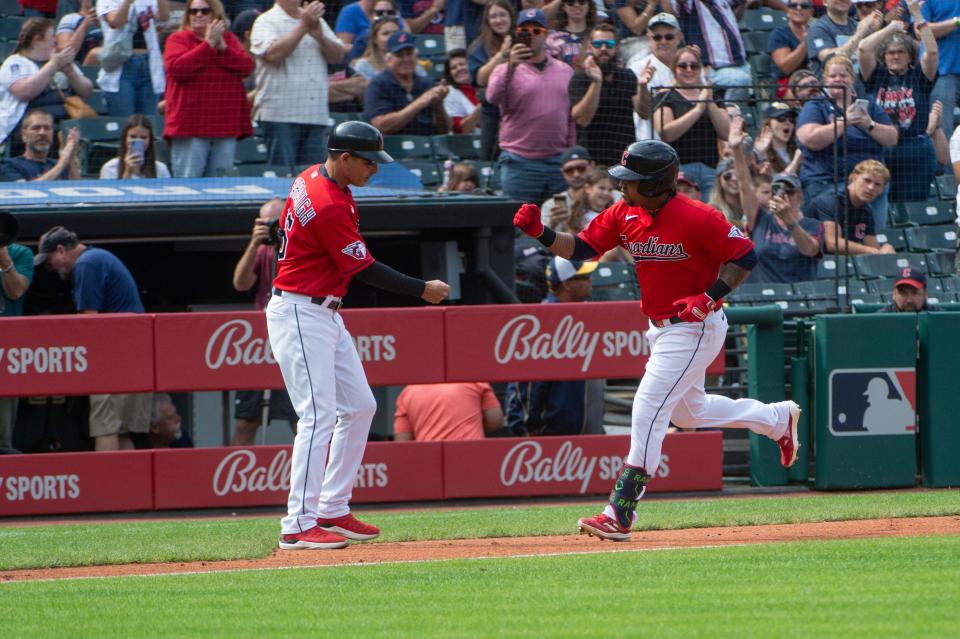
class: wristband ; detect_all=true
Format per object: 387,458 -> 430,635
538,226 -> 557,247
785,220 -> 799,232
705,278 -> 732,302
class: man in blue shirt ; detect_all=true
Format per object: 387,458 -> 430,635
364,31 -> 451,135
922,0 -> 960,137
33,226 -> 151,451
0,110 -> 80,182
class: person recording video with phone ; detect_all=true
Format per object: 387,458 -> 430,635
99,113 -> 171,179
230,197 -> 298,446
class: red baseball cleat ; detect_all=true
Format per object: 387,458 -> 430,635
577,513 -> 632,541
278,527 -> 349,550
316,513 -> 380,541
777,401 -> 802,468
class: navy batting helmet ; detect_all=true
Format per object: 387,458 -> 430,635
328,121 -> 394,163
608,140 -> 679,197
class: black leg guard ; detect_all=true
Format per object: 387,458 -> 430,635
608,464 -> 649,529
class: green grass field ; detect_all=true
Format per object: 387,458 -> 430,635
0,490 -> 957,570
2,535 -> 958,638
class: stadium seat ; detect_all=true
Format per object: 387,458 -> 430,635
400,159 -> 442,188
234,164 -> 291,177
848,293 -> 884,306
926,251 -> 956,275
864,278 -> 894,294
935,173 -> 957,200
0,41 -> 14,61
80,66 -> 99,83
153,137 -> 170,165
901,200 -> 955,226
875,227 -> 908,252
748,53 -> 773,81
904,225 -> 958,252
61,116 -> 125,142
728,282 -> 795,303
432,134 -> 482,161
383,135 -> 434,160
853,253 -> 927,279
740,8 -> 786,31
414,34 -> 445,58
815,255 -> 853,279
793,280 -> 856,300
741,30 -> 770,55
87,91 -> 108,115
234,137 -> 269,164
590,262 -> 640,301
939,276 -> 960,293
0,16 -> 25,41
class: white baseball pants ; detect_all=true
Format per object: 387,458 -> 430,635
627,310 -> 790,472
266,293 -> 377,535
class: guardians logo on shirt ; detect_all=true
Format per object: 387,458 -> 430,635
341,240 -> 367,260
620,235 -> 690,261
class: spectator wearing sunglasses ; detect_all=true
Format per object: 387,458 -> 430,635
652,45 -> 731,200
545,0 -> 597,66
860,2 -> 949,202
570,24 -> 652,166
486,8 -> 575,203
806,0 -> 881,77
664,0 -> 752,103
628,12 -> 680,141
364,31 -> 451,135
753,102 -> 802,175
336,0 -> 408,60
769,0 -> 814,97
539,145 -> 594,227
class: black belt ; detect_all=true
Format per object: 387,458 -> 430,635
650,316 -> 684,328
272,288 -> 343,311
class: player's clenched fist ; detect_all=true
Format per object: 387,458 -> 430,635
673,293 -> 720,323
513,203 -> 544,238
422,280 -> 451,304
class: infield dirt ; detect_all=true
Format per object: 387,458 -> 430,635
2,516 -> 957,583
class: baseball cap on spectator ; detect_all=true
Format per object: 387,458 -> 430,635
518,8 -> 548,27
894,267 -> 927,289
560,145 -> 591,166
547,256 -> 598,287
716,158 -> 735,175
772,173 -> 801,191
648,13 -> 680,30
230,9 -> 261,38
387,31 -> 417,54
677,171 -> 697,188
33,226 -> 79,265
764,102 -> 797,119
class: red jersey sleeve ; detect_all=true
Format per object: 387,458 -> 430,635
577,201 -> 626,256
698,206 -> 755,264
312,204 -> 376,277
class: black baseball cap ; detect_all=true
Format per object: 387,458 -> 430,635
895,266 -> 927,290
560,145 -> 591,166
772,173 -> 801,191
33,226 -> 79,265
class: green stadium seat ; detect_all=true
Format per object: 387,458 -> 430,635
901,200 -> 955,226
400,159 -> 442,188
874,227 -> 908,252
748,53 -> 773,81
414,34 -> 445,58
935,173 -> 957,200
864,278 -> 893,294
0,0 -> 21,14
87,91 -> 108,115
61,116 -> 125,142
234,137 -> 269,164
939,276 -> 960,293
904,225 -> 958,252
852,253 -> 927,279
741,30 -> 770,55
926,251 -> 956,275
815,255 -> 853,279
728,282 -> 795,303
153,137 -> 170,165
0,41 -> 15,61
849,293 -> 884,306
590,262 -> 640,301
383,135 -> 434,159
234,164 -> 292,177
740,8 -> 786,31
0,16 -> 25,40
80,65 -> 99,83
793,280 -> 846,299
432,134 -> 482,161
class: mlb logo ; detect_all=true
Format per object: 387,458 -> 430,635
828,368 -> 916,436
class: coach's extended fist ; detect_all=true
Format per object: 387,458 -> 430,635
673,293 -> 719,323
513,203 -> 544,238
422,280 -> 451,304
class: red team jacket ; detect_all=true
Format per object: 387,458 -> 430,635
273,167 -> 375,298
579,194 -> 755,320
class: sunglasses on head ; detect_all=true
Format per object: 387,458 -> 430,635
651,33 -> 676,42
374,8 -> 397,16
517,26 -> 546,36
592,39 -> 617,49
189,6 -> 211,14
677,61 -> 700,70
787,2 -> 812,8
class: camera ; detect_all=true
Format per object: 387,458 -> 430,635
261,218 -> 281,246
0,212 -> 20,248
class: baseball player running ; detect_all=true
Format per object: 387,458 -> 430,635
268,121 -> 450,550
513,140 -> 800,542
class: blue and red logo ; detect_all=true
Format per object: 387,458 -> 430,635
828,368 -> 916,436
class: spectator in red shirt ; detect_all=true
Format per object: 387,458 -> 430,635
163,0 -> 254,177
393,382 -> 505,441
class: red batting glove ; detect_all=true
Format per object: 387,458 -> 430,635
673,293 -> 719,323
513,203 -> 544,238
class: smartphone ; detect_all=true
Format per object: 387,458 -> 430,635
771,183 -> 785,197
515,30 -> 532,47
854,98 -> 869,114
129,138 -> 145,166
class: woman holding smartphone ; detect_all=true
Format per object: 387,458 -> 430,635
99,113 -> 170,178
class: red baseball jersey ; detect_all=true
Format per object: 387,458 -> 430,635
579,194 -> 754,320
272,165 -> 375,298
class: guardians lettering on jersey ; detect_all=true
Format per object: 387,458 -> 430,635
620,235 -> 690,261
